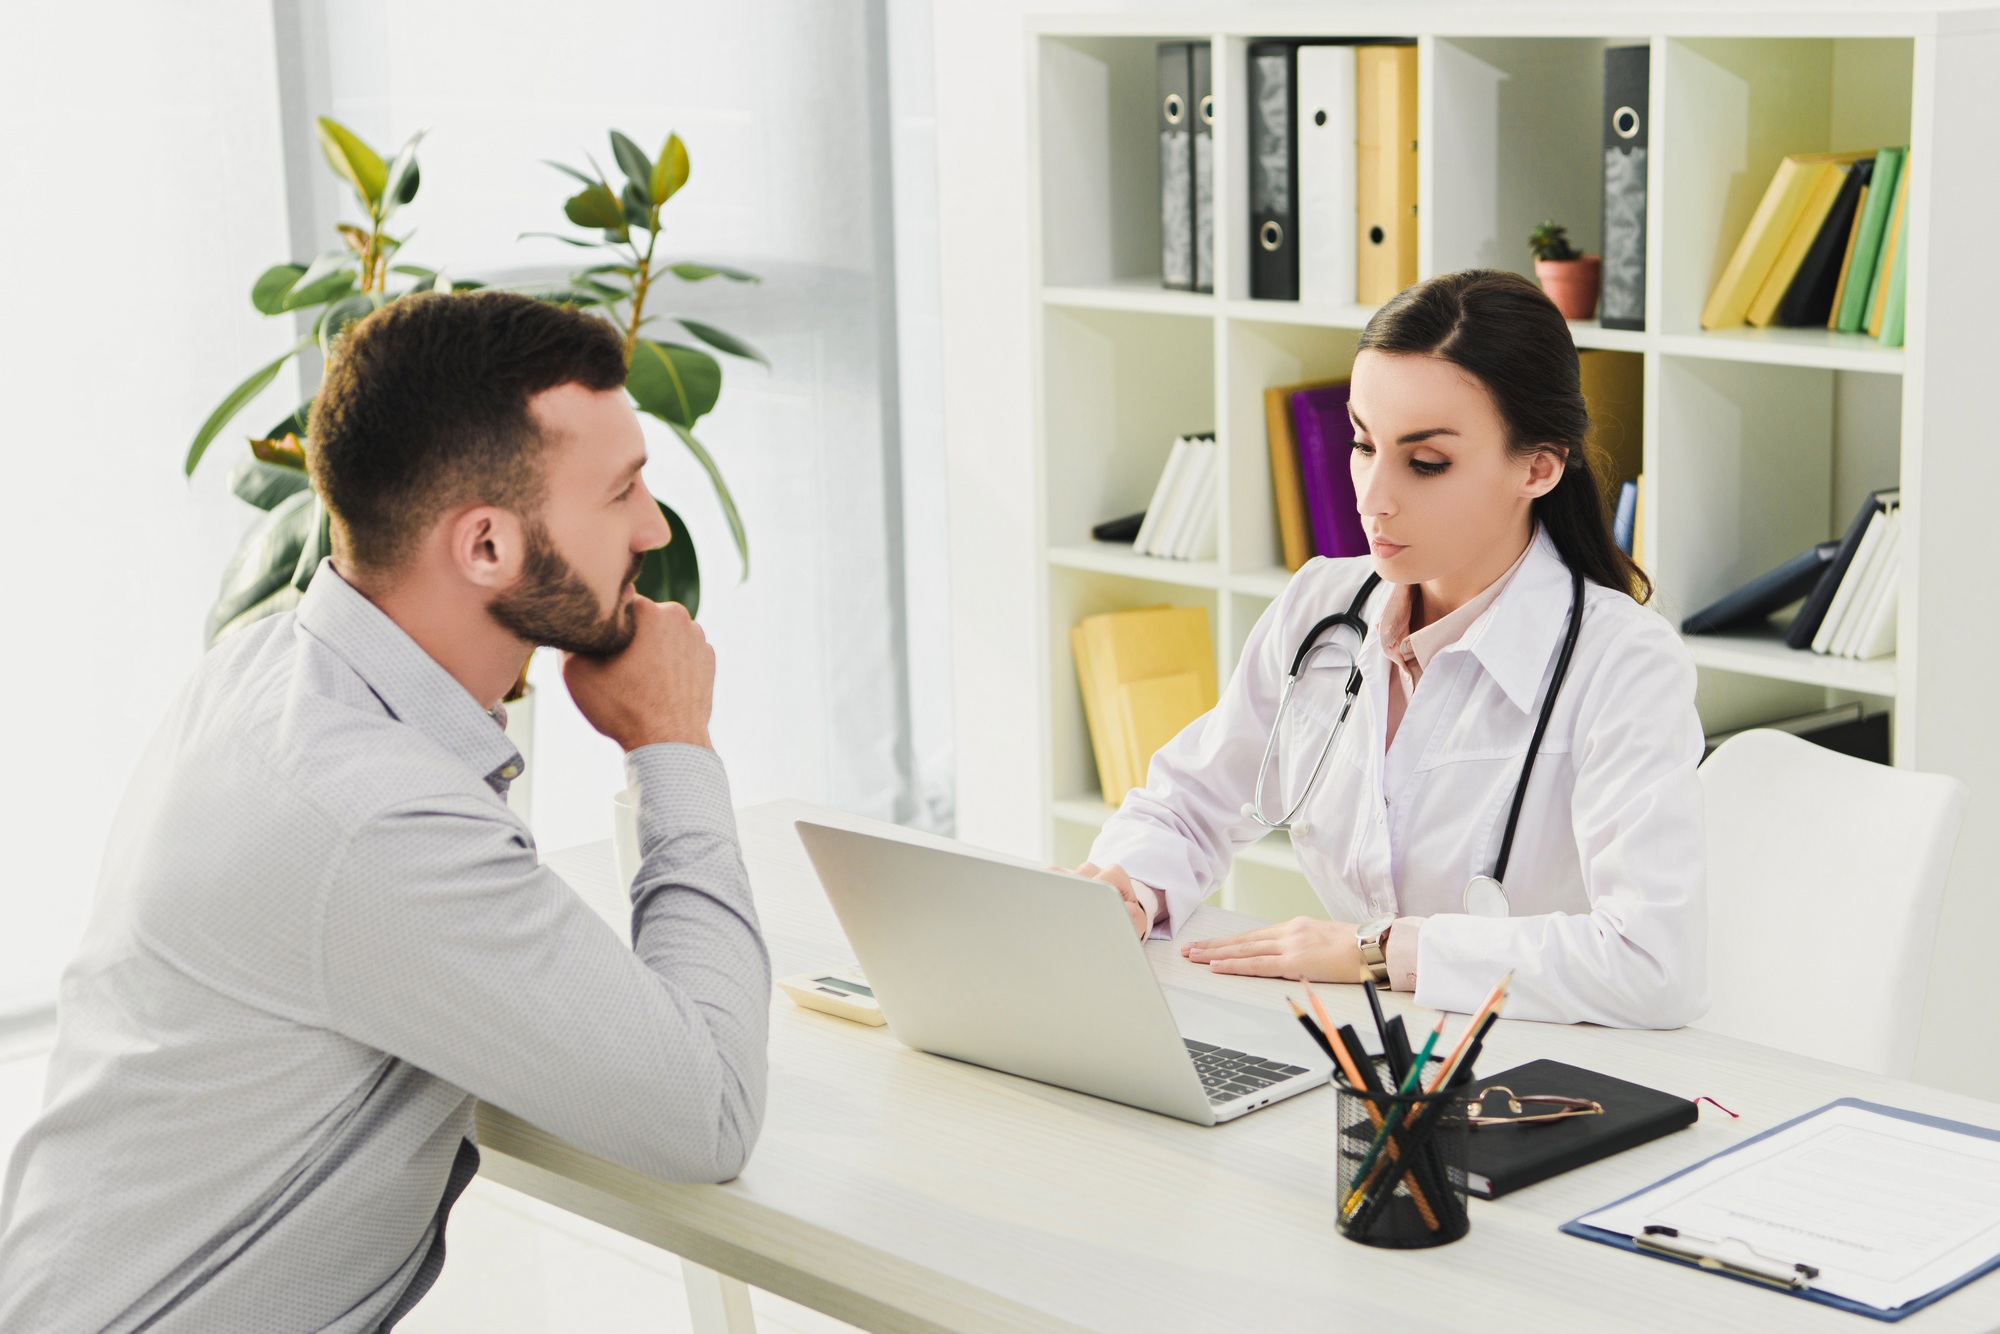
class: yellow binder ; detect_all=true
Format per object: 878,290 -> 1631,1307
1357,45 -> 1418,305
1071,605 -> 1218,801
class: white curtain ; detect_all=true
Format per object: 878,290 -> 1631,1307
0,0 -> 951,1011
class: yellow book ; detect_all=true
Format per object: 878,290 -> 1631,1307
1356,45 -> 1418,304
1578,351 -> 1644,510
1632,472 -> 1646,570
1265,378 -> 1345,571
1114,673 -> 1207,793
1826,182 -> 1869,330
1071,621 -> 1125,800
1701,152 -> 1861,330
1072,605 -> 1218,801
1747,155 -> 1866,327
1868,163 -> 1910,338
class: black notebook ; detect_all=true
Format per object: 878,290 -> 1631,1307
1464,1060 -> 1697,1199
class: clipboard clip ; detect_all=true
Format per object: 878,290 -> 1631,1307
1638,1225 -> 1821,1290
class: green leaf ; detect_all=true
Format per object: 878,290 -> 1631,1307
251,262 -> 357,315
252,264 -> 307,314
620,182 -> 651,230
317,292 -> 380,360
634,496 -> 700,616
564,183 -> 628,233
626,339 -> 721,427
518,230 -> 614,249
656,132 -> 689,201
667,421 -> 748,578
204,487 -> 316,644
292,494 -> 331,591
381,130 -> 426,215
668,261 -> 759,283
228,452 -> 314,511
674,318 -> 768,368
268,397 -> 313,441
316,116 -> 387,210
186,336 -> 311,476
609,130 -> 653,203
544,159 -> 599,189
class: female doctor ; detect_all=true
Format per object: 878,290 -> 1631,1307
1077,269 -> 1705,1030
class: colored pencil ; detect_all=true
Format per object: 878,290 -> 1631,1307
1293,995 -> 1440,1231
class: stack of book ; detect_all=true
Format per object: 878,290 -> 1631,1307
1681,488 -> 1900,660
1700,146 -> 1910,346
1130,434 -> 1221,561
1071,605 -> 1218,801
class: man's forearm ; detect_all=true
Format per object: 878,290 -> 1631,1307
626,744 -> 771,1177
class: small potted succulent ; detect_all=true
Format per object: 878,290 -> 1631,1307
1529,221 -> 1601,321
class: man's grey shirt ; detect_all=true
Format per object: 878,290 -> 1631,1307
0,565 -> 770,1331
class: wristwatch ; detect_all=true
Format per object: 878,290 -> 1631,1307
1356,913 -> 1396,986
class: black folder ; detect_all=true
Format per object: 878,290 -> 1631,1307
1680,540 -> 1839,635
1247,40 -> 1299,300
1464,1060 -> 1697,1199
1777,158 -> 1872,327
1600,45 -> 1650,331
1785,488 -> 1898,650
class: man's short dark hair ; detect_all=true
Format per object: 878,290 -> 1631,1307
308,290 -> 629,572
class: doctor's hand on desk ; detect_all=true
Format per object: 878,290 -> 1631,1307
1181,920 -> 1364,984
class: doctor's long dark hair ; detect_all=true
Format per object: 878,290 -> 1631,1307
1357,269 -> 1652,603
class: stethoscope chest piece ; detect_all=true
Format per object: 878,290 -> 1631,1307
1462,874 -> 1511,918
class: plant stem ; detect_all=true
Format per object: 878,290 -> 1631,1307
622,226 -> 659,364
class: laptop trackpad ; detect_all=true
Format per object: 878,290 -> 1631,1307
1162,985 -> 1346,1073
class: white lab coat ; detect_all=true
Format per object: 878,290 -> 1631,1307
1089,528 -> 1707,1029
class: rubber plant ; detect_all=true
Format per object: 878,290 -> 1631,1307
185,120 -> 759,655
529,128 -> 766,600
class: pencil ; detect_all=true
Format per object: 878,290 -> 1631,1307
1293,994 -> 1441,1231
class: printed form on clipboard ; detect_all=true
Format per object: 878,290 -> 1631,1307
1564,1099 -> 2000,1321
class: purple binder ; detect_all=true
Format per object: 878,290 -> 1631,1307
1290,384 -> 1369,558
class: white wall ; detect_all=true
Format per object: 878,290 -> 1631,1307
0,1 -> 299,1013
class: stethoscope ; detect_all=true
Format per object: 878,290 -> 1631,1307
1242,565 -> 1587,917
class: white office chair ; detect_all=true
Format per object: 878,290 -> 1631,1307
1696,728 -> 1966,1078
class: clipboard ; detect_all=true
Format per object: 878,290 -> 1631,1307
1562,1098 -> 2000,1322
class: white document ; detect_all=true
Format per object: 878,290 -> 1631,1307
1814,506 -> 1887,655
1158,441 -> 1214,558
1577,1103 -> 2000,1313
1296,45 -> 1356,308
1133,437 -> 1189,555
1836,509 -> 1899,657
1843,512 -> 1900,659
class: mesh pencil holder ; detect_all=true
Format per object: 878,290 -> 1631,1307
1333,1058 -> 1471,1249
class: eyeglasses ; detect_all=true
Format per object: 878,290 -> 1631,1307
1467,1085 -> 1604,1128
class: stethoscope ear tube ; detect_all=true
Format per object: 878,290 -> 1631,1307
1483,566 -> 1587,891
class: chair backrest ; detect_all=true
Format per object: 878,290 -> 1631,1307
1697,729 -> 1966,1077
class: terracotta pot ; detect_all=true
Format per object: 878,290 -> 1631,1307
1535,254 -> 1602,320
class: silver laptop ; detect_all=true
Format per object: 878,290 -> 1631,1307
794,821 -> 1332,1125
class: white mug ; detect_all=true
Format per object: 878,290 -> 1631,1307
612,787 -> 641,890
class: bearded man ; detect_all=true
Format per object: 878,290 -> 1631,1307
0,291 -> 770,1331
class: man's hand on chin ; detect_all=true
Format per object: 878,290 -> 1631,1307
563,597 -> 715,753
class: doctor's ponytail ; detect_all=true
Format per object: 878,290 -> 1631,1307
1357,269 -> 1652,604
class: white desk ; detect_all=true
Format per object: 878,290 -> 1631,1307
475,800 -> 2000,1332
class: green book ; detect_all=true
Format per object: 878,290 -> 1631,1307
1880,202 -> 1909,347
1842,146 -> 1904,333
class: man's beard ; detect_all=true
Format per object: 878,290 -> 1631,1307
489,519 -> 645,656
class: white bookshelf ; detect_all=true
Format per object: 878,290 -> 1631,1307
1023,10 -> 1998,943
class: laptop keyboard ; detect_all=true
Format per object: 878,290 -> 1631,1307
1184,1039 -> 1310,1105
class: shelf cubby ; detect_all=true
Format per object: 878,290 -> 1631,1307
1025,12 -> 1972,937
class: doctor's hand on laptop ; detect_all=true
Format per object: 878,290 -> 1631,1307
1071,863 -> 1159,939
